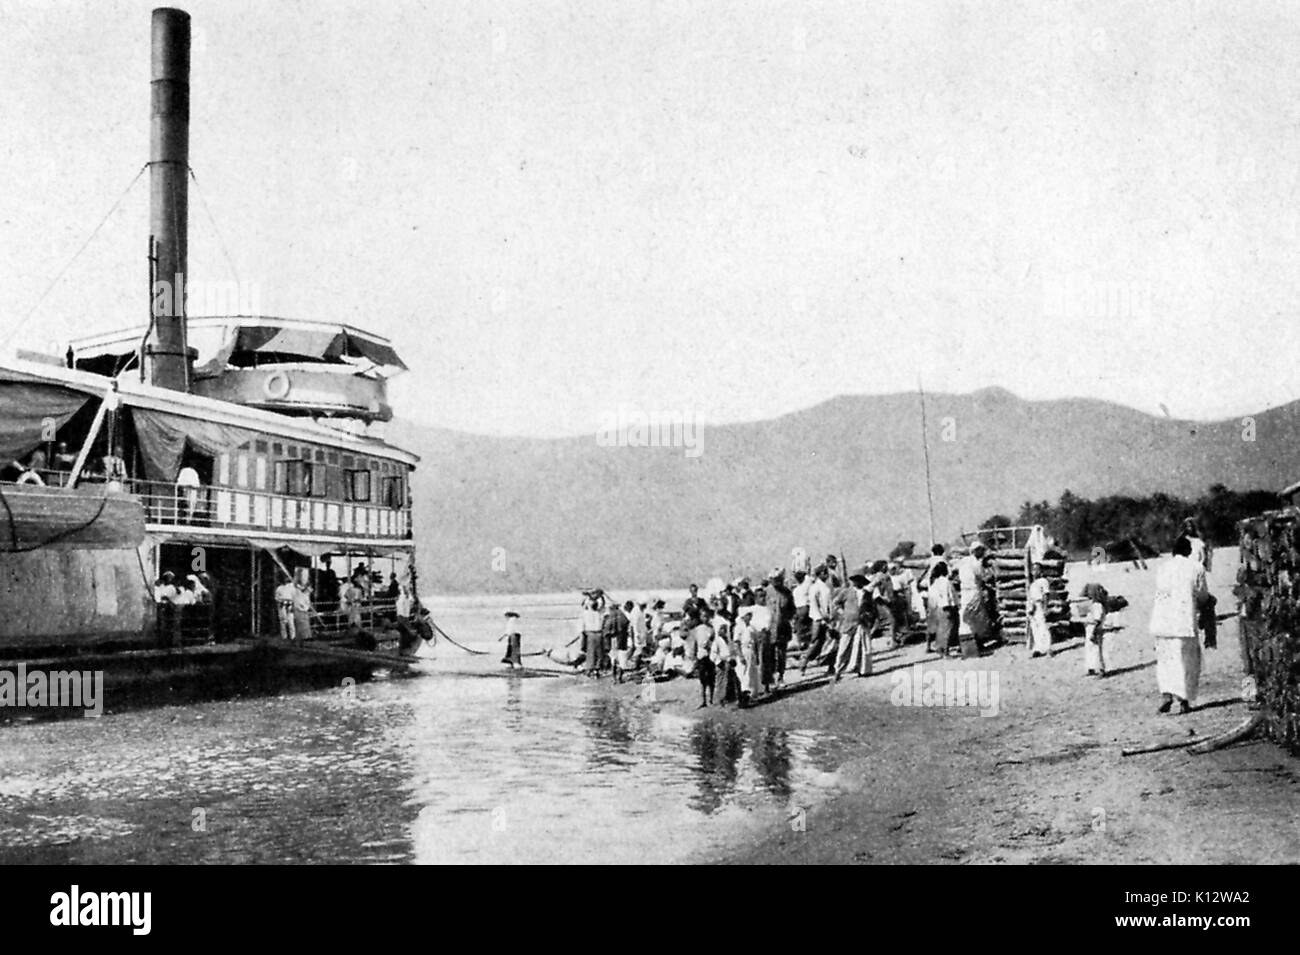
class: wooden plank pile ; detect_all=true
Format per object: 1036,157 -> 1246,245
1039,558 -> 1073,640
989,548 -> 1070,643
991,548 -> 1029,642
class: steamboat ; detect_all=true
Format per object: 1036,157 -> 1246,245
0,8 -> 425,702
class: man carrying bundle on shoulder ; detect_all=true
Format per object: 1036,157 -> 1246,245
866,560 -> 898,649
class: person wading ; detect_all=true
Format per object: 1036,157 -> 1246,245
580,590 -> 605,677
499,610 -> 523,669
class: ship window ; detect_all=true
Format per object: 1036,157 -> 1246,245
272,443 -> 283,456
274,459 -> 312,496
314,449 -> 325,463
345,469 -> 370,503
324,465 -> 342,499
382,475 -> 404,509
286,460 -> 313,497
255,440 -> 268,454
327,452 -> 339,465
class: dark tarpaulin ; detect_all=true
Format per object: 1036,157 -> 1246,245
0,381 -> 93,465
132,408 -> 256,481
234,326 -> 406,370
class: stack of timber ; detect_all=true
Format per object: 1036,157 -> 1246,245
1236,509 -> 1300,754
1040,558 -> 1073,640
991,548 -> 1030,642
989,548 -> 1071,642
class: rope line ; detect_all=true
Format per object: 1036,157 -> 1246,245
426,615 -> 557,658
188,166 -> 242,288
2,164 -> 148,348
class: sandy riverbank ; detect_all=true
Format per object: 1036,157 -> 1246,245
581,550 -> 1300,864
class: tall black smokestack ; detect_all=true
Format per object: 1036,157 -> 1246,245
145,7 -> 191,391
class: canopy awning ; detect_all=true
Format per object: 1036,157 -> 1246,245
255,540 -> 412,560
0,374 -> 97,465
132,408 -> 259,482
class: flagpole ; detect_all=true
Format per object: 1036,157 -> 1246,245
918,375 -> 936,547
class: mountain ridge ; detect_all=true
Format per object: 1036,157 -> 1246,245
387,388 -> 1300,594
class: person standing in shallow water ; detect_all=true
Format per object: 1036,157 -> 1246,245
687,611 -> 716,708
580,590 -> 605,677
499,610 -> 523,669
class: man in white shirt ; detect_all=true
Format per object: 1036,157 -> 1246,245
956,543 -> 989,655
274,574 -> 296,640
889,560 -> 916,630
1181,518 -> 1212,571
800,565 -> 834,675
1150,535 -> 1209,713
580,590 -> 606,676
154,571 -> 178,605
176,465 -> 201,522
396,584 -> 414,620
687,614 -> 716,707
171,581 -> 196,615
1027,562 -> 1053,657
627,597 -> 650,669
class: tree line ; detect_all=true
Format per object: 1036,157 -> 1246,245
979,484 -> 1281,557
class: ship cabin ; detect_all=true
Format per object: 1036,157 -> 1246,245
0,316 -> 418,649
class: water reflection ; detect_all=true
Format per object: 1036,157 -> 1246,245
753,728 -> 795,802
503,675 -> 524,735
0,655 -> 839,865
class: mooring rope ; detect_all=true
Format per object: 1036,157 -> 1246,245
426,615 -> 569,658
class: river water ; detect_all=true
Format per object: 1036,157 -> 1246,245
0,594 -> 841,864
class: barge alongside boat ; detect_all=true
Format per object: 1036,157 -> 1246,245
0,8 -> 427,706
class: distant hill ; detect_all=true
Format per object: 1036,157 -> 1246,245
388,387 -> 1300,594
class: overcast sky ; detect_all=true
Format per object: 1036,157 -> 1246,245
2,0 -> 1298,436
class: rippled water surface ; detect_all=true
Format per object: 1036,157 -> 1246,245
0,596 -> 840,864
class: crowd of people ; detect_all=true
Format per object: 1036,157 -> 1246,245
269,560 -> 424,649
152,570 -> 217,644
3,442 -> 130,489
537,547 -> 1005,707
152,556 -> 429,652
533,517 -> 1227,716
